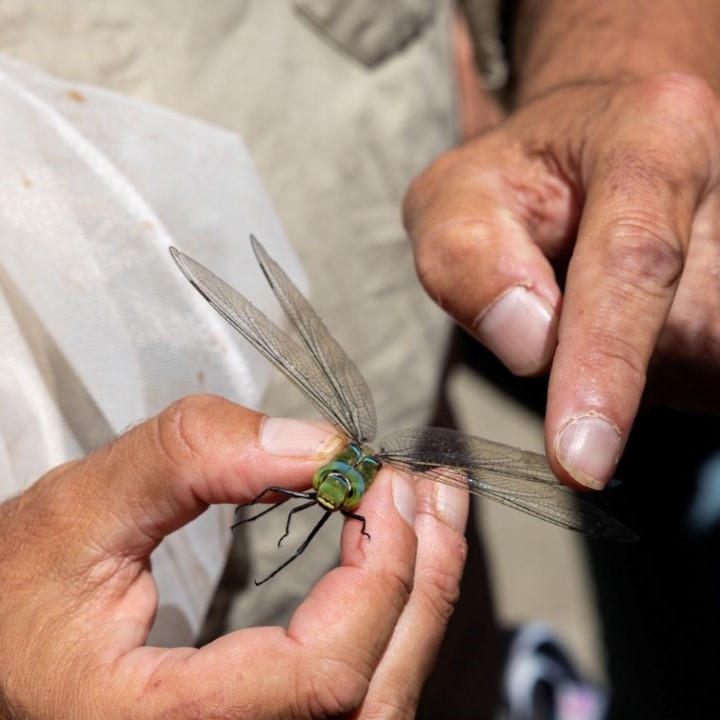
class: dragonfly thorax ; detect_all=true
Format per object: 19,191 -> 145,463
312,441 -> 381,512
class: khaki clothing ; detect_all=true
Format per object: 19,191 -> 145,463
0,0 -> 500,640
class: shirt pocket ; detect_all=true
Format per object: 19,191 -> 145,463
292,0 -> 437,67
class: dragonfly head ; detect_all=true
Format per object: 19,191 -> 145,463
315,471 -> 353,511
313,444 -> 381,512
313,458 -> 367,512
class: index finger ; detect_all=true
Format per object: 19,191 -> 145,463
352,478 -> 469,718
547,75 -> 717,488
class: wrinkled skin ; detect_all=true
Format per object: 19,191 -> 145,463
0,396 -> 468,719
405,71 -> 720,490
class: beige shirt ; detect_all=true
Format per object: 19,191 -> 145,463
0,0 -> 466,638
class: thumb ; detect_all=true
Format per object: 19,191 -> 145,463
41,395 -> 344,567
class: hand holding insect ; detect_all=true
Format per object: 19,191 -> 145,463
0,398 -> 468,719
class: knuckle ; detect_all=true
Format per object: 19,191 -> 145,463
663,299 -> 720,360
600,73 -> 719,188
414,517 -> 466,619
403,150 -> 461,233
413,533 -> 466,624
574,340 -> 648,399
603,218 -> 685,294
415,563 -> 462,629
154,394 -> 228,468
299,655 -> 370,717
402,176 -> 424,232
413,220 -> 494,311
413,220 -> 463,292
403,141 -> 499,239
600,148 -> 687,203
636,72 -> 716,123
402,168 -> 432,228
371,563 -> 414,619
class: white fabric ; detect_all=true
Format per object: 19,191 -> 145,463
0,54 -> 306,643
0,0 -> 458,636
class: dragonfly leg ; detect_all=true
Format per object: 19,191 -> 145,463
278,499 -> 317,547
237,485 -> 315,508
341,510 -> 371,540
255,510 -> 333,586
232,487 -> 315,529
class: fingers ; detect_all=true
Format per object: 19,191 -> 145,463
3,407 -> 430,718
351,478 -> 469,719
0,399 -> 347,718
403,134 -> 567,377
33,397 -> 345,564
405,73 -> 720,490
113,469 -> 422,718
547,74 -> 718,488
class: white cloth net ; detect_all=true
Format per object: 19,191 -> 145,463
0,54 -> 306,644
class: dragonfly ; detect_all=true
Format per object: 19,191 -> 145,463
170,236 -> 636,584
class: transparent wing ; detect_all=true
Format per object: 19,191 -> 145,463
170,245 -> 371,441
250,235 -> 376,442
379,427 -> 636,542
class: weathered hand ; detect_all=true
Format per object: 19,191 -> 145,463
0,395 -> 468,719
404,73 -> 720,489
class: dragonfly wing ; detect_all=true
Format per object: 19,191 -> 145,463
379,426 -> 636,542
250,236 -> 376,442
170,246 -> 363,440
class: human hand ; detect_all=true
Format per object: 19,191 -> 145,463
404,72 -> 720,490
0,395 -> 468,719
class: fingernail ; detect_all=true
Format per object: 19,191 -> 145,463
474,286 -> 556,375
392,472 -> 417,528
260,417 -> 344,458
555,415 -> 621,490
431,480 -> 468,534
